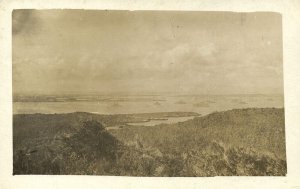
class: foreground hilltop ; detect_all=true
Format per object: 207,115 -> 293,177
13,108 -> 286,176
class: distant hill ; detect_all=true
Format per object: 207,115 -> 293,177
13,108 -> 286,176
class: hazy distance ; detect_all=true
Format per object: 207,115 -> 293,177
13,10 -> 283,96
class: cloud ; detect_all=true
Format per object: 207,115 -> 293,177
12,10 -> 40,35
196,42 -> 217,57
12,10 -> 283,95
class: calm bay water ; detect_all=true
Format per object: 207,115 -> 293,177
127,116 -> 196,127
13,94 -> 284,116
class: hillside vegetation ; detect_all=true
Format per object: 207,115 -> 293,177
13,108 -> 286,176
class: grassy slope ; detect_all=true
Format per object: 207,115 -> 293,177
13,108 -> 286,176
13,112 -> 198,149
111,108 -> 286,159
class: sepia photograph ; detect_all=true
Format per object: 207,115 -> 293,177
12,9 -> 286,176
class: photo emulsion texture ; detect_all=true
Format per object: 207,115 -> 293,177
12,10 -> 286,176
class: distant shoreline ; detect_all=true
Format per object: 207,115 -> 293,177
13,107 -> 283,117
13,111 -> 200,117
12,93 -> 284,103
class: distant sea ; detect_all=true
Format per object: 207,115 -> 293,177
13,94 -> 284,115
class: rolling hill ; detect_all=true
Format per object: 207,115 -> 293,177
13,108 -> 286,176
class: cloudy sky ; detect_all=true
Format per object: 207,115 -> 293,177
13,10 -> 283,95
